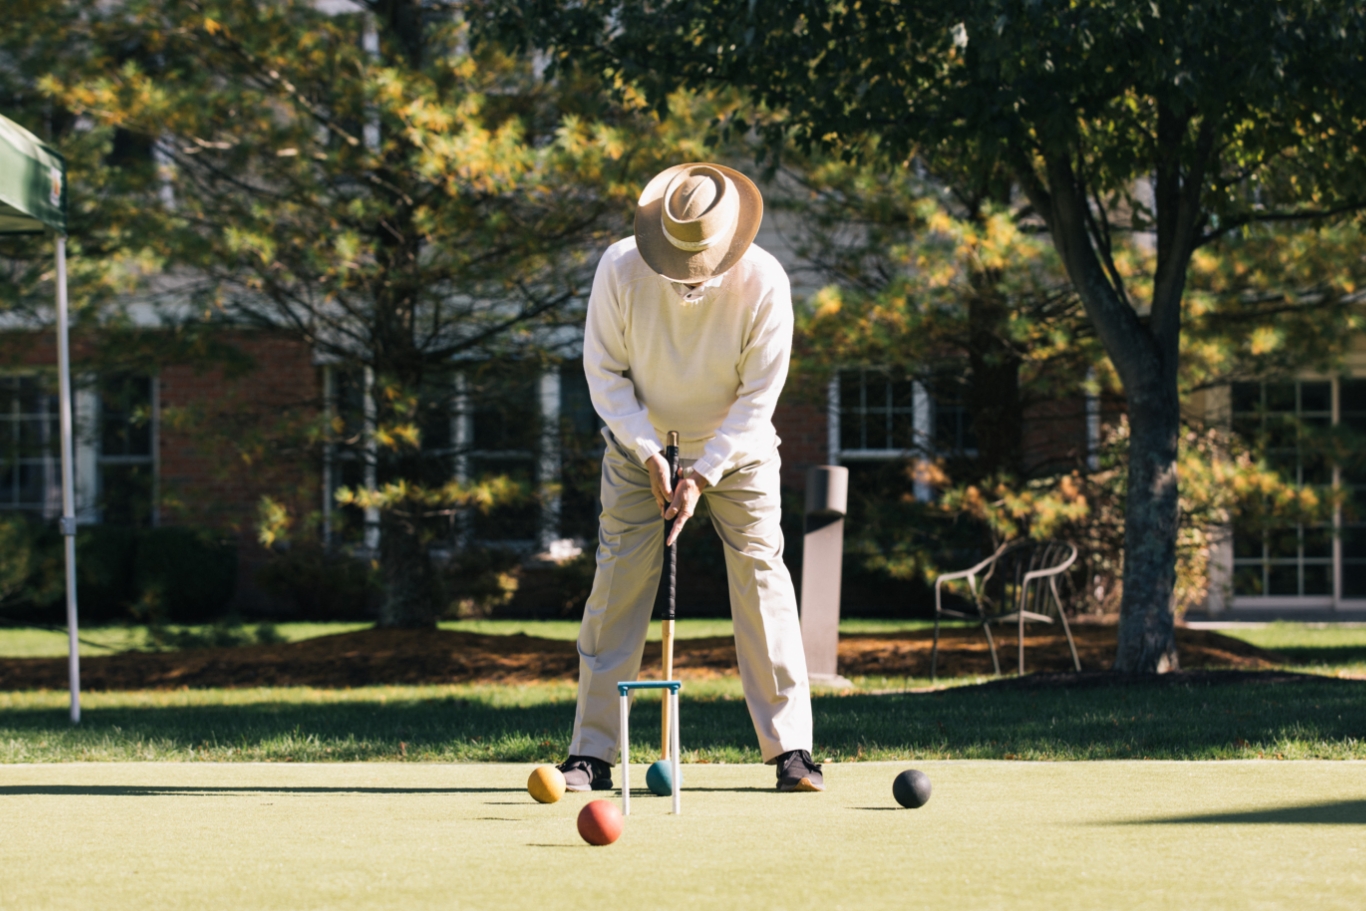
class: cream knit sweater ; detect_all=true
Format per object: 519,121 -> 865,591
582,237 -> 793,486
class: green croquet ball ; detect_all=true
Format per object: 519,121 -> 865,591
646,760 -> 679,796
892,769 -> 932,808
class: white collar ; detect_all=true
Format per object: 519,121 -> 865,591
669,273 -> 725,303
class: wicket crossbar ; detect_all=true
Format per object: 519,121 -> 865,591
617,680 -> 682,816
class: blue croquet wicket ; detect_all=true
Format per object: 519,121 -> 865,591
617,680 -> 682,816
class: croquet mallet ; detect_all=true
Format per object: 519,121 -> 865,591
660,430 -> 679,761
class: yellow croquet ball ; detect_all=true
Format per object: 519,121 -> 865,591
527,765 -> 567,804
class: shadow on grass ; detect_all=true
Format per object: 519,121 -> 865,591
1275,645 -> 1366,666
0,785 -> 524,796
4,677 -> 1366,761
1127,800 -> 1366,825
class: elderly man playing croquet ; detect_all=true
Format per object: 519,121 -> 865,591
557,162 -> 822,793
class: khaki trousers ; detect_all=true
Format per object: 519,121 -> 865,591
569,430 -> 812,764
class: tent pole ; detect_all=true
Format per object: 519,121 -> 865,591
55,235 -> 80,725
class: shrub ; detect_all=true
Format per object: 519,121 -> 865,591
254,543 -> 377,620
130,528 -> 238,624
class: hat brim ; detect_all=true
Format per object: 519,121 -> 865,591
634,163 -> 764,283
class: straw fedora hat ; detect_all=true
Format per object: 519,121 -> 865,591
634,162 -> 764,283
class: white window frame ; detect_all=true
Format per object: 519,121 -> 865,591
322,362 -> 566,553
1209,374 -> 1366,615
827,368 -> 964,503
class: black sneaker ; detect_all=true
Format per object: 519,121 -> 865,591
775,750 -> 824,792
558,755 -> 613,792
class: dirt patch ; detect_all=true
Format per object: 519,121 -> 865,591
836,625 -> 1289,679
0,625 -> 1292,691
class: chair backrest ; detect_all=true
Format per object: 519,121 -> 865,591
974,540 -> 1076,619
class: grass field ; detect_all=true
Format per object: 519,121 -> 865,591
4,623 -> 1363,908
2,760 -> 1364,911
4,672 -> 1364,763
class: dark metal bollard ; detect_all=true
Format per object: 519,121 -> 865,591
800,466 -> 852,688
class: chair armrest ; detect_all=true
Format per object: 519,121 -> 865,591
1019,543 -> 1079,585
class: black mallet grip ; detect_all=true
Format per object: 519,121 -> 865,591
661,431 -> 679,622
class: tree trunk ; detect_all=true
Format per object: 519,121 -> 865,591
369,0 -> 433,628
965,278 -> 1024,478
1113,384 -> 1181,671
378,501 -> 438,628
372,358 -> 439,628
1013,145 -> 1200,673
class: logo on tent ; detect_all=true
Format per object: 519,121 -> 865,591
50,167 -> 62,207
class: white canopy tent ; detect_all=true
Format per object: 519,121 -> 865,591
0,112 -> 80,723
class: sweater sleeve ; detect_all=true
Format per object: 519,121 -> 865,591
582,249 -> 663,464
689,271 -> 793,486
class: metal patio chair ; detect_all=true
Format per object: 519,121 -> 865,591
931,540 -> 1081,679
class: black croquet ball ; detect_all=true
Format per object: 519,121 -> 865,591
892,769 -> 932,808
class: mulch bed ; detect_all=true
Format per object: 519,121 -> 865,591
0,625 -> 1295,691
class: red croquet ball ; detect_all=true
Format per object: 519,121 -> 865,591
577,799 -> 624,846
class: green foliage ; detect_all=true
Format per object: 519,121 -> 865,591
139,617 -> 283,651
499,0 -> 1366,668
11,0 -> 728,623
785,162 -> 1089,366
0,520 -> 237,625
124,527 -> 237,624
438,546 -> 525,618
1182,223 -> 1366,390
254,543 -> 377,621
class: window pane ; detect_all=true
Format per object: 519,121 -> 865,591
1303,527 -> 1332,558
1231,414 -> 1260,444
560,363 -> 603,440
17,377 -> 49,416
1303,563 -> 1332,595
839,368 -> 865,449
100,463 -> 153,528
1302,452 -> 1331,486
1266,450 -> 1297,481
100,375 -> 153,457
1342,379 -> 1366,412
334,367 -> 367,441
1343,527 -> 1366,559
1343,562 -> 1366,598
18,418 -> 51,456
1233,525 -> 1262,560
1267,564 -> 1298,595
1300,382 -> 1331,413
470,376 -> 538,451
1268,527 -> 1299,559
18,462 -> 46,505
418,374 -> 454,453
837,370 -> 914,452
839,370 -> 863,412
1231,382 -> 1261,414
1233,564 -> 1263,596
1265,382 -> 1295,412
1264,415 -> 1296,449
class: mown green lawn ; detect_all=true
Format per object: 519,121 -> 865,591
1213,622 -> 1366,676
3,760 -> 1365,911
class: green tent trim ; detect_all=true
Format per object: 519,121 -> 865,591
0,114 -> 67,235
